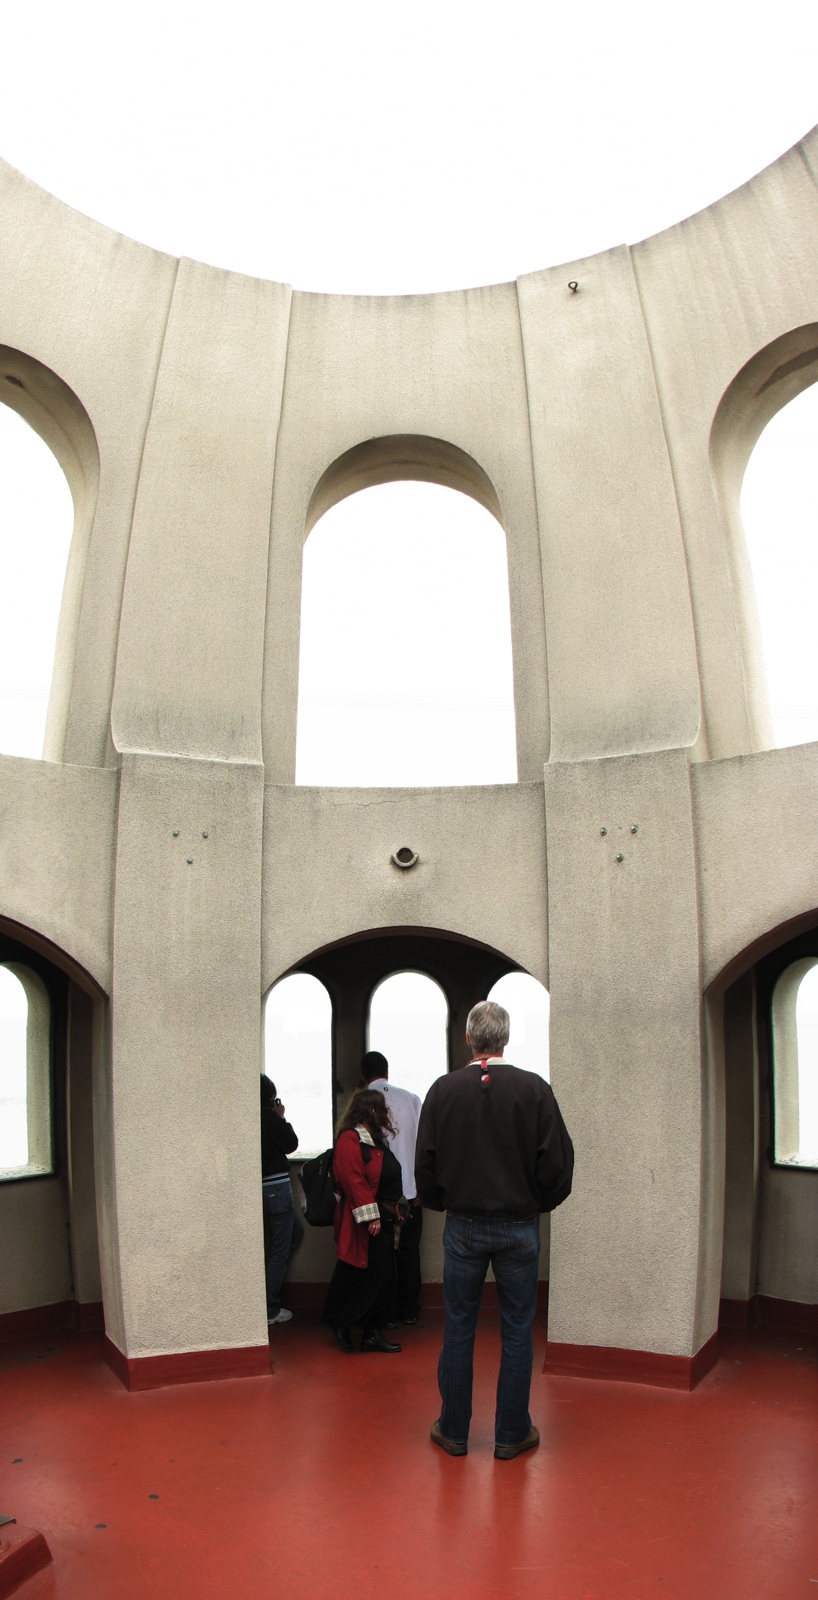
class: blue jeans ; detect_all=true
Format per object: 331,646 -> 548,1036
262,1178 -> 305,1317
438,1212 -> 540,1448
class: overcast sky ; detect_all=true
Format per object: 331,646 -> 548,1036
0,0 -> 817,768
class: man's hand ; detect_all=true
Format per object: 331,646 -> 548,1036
274,1099 -> 286,1117
368,1219 -> 381,1236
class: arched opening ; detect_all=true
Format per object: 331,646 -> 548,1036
295,476 -> 517,786
715,918 -> 818,1326
710,326 -> 818,752
740,381 -> 818,748
0,350 -> 99,763
0,404 -> 74,758
367,970 -> 448,1103
0,962 -> 52,1176
0,919 -> 104,1333
771,958 -> 818,1167
264,972 -> 333,1158
487,971 -> 550,1080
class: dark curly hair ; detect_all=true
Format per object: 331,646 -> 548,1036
335,1088 -> 396,1145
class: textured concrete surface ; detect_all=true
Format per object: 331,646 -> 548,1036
1,127 -> 818,1364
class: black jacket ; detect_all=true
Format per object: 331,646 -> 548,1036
415,1061 -> 573,1217
261,1106 -> 298,1178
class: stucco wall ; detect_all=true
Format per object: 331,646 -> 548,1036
2,127 -> 818,1363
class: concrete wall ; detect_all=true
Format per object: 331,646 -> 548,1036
2,126 -> 818,1366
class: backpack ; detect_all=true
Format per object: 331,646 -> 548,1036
299,1147 -> 337,1226
299,1135 -> 374,1227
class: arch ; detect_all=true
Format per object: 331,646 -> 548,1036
0,347 -> 100,761
0,914 -> 107,1000
487,971 -> 550,1081
264,971 -> 333,1158
305,434 -> 504,536
367,969 -> 449,1102
296,476 -> 517,785
0,962 -> 52,1177
709,325 -> 818,751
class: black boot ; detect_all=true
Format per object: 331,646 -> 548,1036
333,1324 -> 354,1352
361,1328 -> 402,1353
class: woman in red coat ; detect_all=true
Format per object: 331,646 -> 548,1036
323,1089 -> 405,1353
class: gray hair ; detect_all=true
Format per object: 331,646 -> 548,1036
466,1000 -> 510,1055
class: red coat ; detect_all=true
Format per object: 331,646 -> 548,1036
332,1130 -> 384,1269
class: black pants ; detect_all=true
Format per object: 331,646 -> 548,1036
388,1202 -> 423,1321
323,1225 -> 396,1331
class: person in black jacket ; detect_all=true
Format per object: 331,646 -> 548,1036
415,1000 -> 573,1459
260,1074 -> 304,1325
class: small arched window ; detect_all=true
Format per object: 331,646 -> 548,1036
487,972 -> 550,1081
368,971 -> 448,1103
0,963 -> 53,1179
296,481 -> 517,786
0,403 -> 75,758
771,959 -> 818,1168
264,973 -> 333,1158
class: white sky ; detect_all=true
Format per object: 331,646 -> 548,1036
0,0 -> 817,765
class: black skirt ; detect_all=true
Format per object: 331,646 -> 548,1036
322,1223 -> 395,1329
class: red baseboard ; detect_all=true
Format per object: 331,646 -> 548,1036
0,1300 -> 104,1343
718,1297 -> 754,1329
104,1336 -> 272,1392
718,1295 -> 818,1336
544,1330 -> 719,1390
74,1300 -> 105,1333
284,1282 -> 327,1311
286,1280 -> 550,1314
756,1295 -> 818,1335
0,1521 -> 52,1598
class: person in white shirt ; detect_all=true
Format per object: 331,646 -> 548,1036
361,1051 -> 423,1324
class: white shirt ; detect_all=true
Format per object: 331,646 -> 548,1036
368,1077 -> 422,1200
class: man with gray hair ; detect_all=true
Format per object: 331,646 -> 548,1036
415,999 -> 573,1459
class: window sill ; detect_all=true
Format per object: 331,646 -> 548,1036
0,1162 -> 55,1183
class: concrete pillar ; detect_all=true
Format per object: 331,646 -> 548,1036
66,984 -> 102,1316
98,754 -> 268,1386
544,749 -> 719,1386
719,973 -> 761,1307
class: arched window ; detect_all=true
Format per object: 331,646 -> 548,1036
0,963 -> 53,1178
740,382 -> 818,749
487,972 -> 550,1081
368,971 -> 448,1103
0,403 -> 75,758
264,973 -> 333,1158
295,481 -> 517,786
771,959 -> 818,1168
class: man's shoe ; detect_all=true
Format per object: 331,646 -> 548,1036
431,1420 -> 467,1456
494,1426 -> 540,1460
268,1308 -> 293,1325
332,1324 -> 354,1353
360,1329 -> 402,1353
399,1315 -> 418,1325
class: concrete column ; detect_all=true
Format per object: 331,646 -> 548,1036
518,248 -> 701,763
66,984 -> 102,1312
719,973 -> 761,1305
544,749 -> 719,1384
100,754 -> 267,1376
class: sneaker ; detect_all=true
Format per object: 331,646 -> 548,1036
268,1308 -> 293,1324
431,1420 -> 467,1456
494,1425 -> 539,1460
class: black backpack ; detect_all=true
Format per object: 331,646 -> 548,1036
299,1147 -> 337,1226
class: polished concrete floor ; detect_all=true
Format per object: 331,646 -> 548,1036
1,1312 -> 816,1599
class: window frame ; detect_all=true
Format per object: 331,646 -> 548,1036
0,960 -> 55,1183
757,928 -> 818,1175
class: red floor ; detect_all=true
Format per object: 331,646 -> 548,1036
1,1313 -> 816,1600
